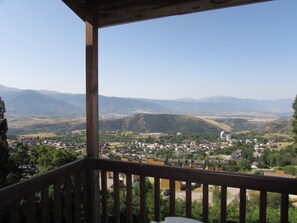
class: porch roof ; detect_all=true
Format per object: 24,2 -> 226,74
62,0 -> 270,28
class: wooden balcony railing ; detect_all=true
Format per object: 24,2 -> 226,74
0,159 -> 87,223
1,157 -> 297,223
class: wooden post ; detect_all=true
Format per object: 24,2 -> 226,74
86,0 -> 98,158
86,0 -> 99,222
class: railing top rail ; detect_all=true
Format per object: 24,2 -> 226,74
0,158 -> 87,208
88,158 -> 297,194
1,157 -> 297,209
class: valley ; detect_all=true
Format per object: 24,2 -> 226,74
6,113 -> 288,137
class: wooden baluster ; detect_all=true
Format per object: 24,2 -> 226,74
220,186 -> 227,223
203,184 -> 209,223
101,171 -> 108,223
281,193 -> 289,223
169,179 -> 176,216
113,172 -> 120,223
126,174 -> 133,223
154,177 -> 160,222
65,176 -> 73,223
74,173 -> 82,223
82,170 -> 88,223
9,201 -> 20,223
186,181 -> 192,218
140,176 -> 146,222
41,187 -> 49,223
54,182 -> 62,223
240,188 -> 246,223
259,190 -> 267,223
27,193 -> 36,223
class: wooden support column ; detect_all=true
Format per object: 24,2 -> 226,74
86,0 -> 98,158
85,0 -> 99,222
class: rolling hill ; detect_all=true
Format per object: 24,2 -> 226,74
99,114 -> 223,134
215,118 -> 259,132
254,119 -> 292,134
7,114 -> 224,135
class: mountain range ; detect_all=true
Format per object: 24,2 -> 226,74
0,84 -> 293,118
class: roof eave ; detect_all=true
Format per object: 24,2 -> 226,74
62,0 -> 272,28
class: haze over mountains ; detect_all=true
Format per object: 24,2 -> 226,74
1,85 -> 294,136
0,84 -> 293,118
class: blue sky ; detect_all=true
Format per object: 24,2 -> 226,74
0,0 -> 296,100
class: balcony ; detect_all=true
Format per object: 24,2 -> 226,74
2,0 -> 283,222
1,157 -> 296,223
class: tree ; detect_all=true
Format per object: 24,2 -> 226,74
0,98 -> 21,188
10,143 -> 36,179
241,147 -> 254,163
0,98 -> 8,149
224,160 -> 239,172
0,97 -> 5,119
30,145 -> 78,174
293,95 -> 297,143
237,158 -> 251,171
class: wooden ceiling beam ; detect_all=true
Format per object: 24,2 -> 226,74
62,0 -> 272,28
97,0 -> 272,28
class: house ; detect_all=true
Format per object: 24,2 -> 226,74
231,149 -> 242,161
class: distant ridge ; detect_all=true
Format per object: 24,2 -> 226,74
0,84 -> 293,118
6,90 -> 84,117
